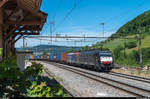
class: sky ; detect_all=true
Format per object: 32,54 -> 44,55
16,0 -> 150,48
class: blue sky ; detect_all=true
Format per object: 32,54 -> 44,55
16,0 -> 150,47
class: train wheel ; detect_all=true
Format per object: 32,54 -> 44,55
88,65 -> 91,69
96,67 -> 100,72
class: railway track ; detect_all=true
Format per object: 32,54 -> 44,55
108,71 -> 150,84
43,68 -> 75,97
43,61 -> 150,97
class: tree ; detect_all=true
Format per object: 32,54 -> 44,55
67,49 -> 74,53
126,40 -> 137,49
43,51 -> 48,56
113,45 -> 124,60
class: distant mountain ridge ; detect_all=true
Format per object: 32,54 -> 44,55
16,44 -> 81,55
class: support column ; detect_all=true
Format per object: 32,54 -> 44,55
0,7 -> 3,61
11,36 -> 16,57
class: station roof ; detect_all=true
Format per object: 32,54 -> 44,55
2,0 -> 48,40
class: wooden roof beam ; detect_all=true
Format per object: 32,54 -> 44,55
6,21 -> 45,25
11,34 -> 24,45
4,26 -> 18,40
0,0 -> 8,7
15,32 -> 40,35
16,27 -> 40,32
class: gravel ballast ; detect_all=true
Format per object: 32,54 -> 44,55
35,61 -> 136,97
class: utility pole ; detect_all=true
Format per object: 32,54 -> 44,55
123,30 -> 126,57
50,21 -> 54,44
124,37 -> 126,57
100,22 -> 104,50
36,48 -> 37,56
23,37 -> 25,48
100,22 -> 104,37
139,27 -> 143,68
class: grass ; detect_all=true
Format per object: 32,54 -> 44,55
102,34 -> 150,67
127,35 -> 150,53
103,34 -> 150,54
103,38 -> 125,51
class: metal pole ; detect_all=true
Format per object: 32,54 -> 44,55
100,23 -> 104,49
139,28 -> 142,68
123,30 -> 126,57
124,38 -> 126,57
100,23 -> 104,37
23,37 -> 25,48
102,23 -> 104,37
50,21 -> 54,45
36,48 -> 37,56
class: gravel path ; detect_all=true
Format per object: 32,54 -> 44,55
35,61 -> 135,97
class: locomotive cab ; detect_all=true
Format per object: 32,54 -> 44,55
99,51 -> 114,70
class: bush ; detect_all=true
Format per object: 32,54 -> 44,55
126,40 -> 137,49
113,45 -> 124,60
142,47 -> 150,59
128,50 -> 139,64
102,48 -> 110,51
0,58 -> 67,98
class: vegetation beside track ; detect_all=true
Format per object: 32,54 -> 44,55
0,56 -> 68,98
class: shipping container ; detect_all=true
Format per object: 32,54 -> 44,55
25,56 -> 30,60
47,55 -> 50,59
50,54 -> 54,61
37,56 -> 40,59
56,53 -> 61,61
34,56 -> 37,60
39,55 -> 43,59
61,53 -> 67,62
43,55 -> 47,60
30,55 -> 34,60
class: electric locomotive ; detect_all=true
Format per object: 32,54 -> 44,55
77,50 -> 113,71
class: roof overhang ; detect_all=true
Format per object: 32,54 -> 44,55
2,0 -> 48,39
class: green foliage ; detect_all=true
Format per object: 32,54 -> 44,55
43,51 -> 48,56
26,81 -> 53,97
24,62 -> 43,80
142,47 -> 150,59
101,48 -> 110,51
113,45 -> 124,60
0,58 -> 68,98
113,47 -> 150,67
81,45 -> 90,51
53,84 -> 68,97
112,10 -> 150,37
0,57 -> 22,79
125,40 -> 137,49
67,49 -> 74,53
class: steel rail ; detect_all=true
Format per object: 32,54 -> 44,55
44,61 -> 150,97
108,71 -> 150,84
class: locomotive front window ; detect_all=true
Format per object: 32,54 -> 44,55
99,53 -> 112,57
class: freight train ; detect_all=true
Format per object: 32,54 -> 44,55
26,50 -> 114,71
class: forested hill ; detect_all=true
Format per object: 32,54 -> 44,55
16,45 -> 81,54
111,10 -> 150,38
